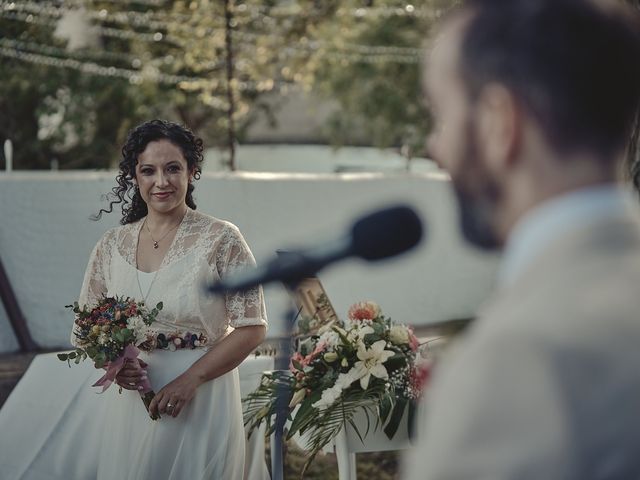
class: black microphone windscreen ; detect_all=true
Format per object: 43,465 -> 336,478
351,205 -> 424,260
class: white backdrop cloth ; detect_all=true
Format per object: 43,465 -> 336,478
0,352 -> 273,480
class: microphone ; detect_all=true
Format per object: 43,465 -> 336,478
207,204 -> 424,293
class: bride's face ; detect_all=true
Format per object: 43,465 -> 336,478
135,139 -> 192,215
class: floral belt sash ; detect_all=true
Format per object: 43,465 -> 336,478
143,331 -> 208,351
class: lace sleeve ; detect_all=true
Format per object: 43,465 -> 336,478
71,231 -> 114,346
215,225 -> 268,329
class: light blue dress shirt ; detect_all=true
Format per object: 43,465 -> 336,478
498,183 -> 636,288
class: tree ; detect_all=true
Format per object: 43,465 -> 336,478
283,0 -> 454,155
0,0 -> 346,170
0,3 -> 166,170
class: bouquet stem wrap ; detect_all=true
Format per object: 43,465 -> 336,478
92,344 -> 159,420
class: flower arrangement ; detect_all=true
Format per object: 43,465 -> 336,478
58,295 -> 163,419
243,301 -> 430,473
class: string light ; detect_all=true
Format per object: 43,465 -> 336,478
1,10 -> 171,43
3,1 -> 425,58
0,37 -> 135,63
0,39 -> 287,95
0,44 -> 226,92
2,11 -> 421,63
1,0 -> 425,100
232,30 -> 421,58
49,0 -> 167,6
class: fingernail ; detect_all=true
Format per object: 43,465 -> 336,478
138,386 -> 143,391
142,370 -> 147,375
141,375 -> 148,380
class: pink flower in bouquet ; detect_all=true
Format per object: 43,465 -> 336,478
310,341 -> 327,358
290,341 -> 328,372
408,327 -> 420,352
348,301 -> 381,322
290,352 -> 306,371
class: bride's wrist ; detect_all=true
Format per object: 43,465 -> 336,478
184,368 -> 206,387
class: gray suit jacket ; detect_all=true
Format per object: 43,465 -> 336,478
404,213 -> 640,479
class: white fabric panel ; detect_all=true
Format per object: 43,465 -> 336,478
0,171 -> 499,353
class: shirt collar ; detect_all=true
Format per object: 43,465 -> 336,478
498,183 -> 636,288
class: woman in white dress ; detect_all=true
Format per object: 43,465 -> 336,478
75,119 -> 267,479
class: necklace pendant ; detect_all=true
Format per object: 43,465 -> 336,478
153,241 -> 159,249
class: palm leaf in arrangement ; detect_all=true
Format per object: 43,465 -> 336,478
296,384 -> 391,476
243,371 -> 294,437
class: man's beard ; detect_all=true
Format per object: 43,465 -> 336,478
451,119 -> 502,251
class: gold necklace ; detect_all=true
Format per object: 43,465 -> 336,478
144,211 -> 185,249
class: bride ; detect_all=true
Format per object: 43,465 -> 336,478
75,119 -> 267,479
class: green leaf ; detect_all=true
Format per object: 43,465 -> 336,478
156,302 -> 163,310
407,401 -> 417,440
372,321 -> 385,336
86,346 -> 98,357
121,328 -> 133,341
383,396 -> 407,439
57,353 -> 69,361
379,394 -> 393,424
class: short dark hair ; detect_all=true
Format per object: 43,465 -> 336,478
94,119 -> 204,224
457,0 -> 640,160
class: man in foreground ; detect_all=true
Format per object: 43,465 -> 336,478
404,0 -> 640,478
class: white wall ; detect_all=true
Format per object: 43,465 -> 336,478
0,171 -> 499,353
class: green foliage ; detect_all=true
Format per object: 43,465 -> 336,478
0,0 -> 462,170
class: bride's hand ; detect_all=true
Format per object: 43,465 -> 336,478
115,358 -> 148,391
149,372 -> 202,418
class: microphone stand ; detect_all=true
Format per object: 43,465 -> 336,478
270,282 -> 302,480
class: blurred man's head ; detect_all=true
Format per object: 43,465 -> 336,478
424,0 -> 640,249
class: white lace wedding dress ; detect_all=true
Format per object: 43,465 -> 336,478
69,208 -> 268,479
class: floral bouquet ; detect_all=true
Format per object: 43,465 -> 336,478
58,295 -> 163,419
243,301 -> 430,473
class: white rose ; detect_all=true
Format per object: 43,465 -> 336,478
318,330 -> 340,348
389,325 -> 410,345
126,316 -> 145,334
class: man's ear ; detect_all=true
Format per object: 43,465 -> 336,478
475,83 -> 523,173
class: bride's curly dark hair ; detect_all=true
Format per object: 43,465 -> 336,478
94,119 -> 203,225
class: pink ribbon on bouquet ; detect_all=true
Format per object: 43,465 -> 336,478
92,344 -> 152,394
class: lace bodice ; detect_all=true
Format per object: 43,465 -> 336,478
73,208 -> 267,348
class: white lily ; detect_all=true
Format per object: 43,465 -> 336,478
352,340 -> 395,390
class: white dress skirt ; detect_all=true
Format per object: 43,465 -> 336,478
96,349 -> 246,480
